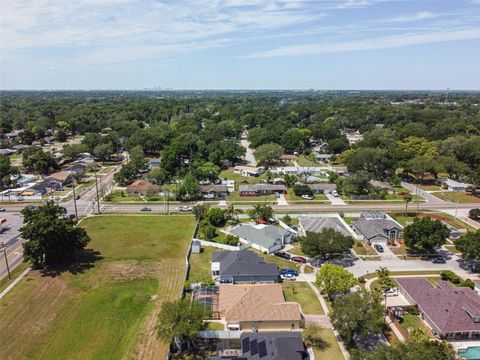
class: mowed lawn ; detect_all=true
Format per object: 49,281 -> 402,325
0,215 -> 195,360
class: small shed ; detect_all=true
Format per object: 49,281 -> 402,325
191,240 -> 201,254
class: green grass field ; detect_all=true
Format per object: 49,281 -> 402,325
281,282 -> 324,315
433,191 -> 480,203
0,215 -> 195,360
189,246 -> 217,283
311,327 -> 344,360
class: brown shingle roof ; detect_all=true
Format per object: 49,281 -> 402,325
126,179 -> 160,195
49,171 -> 72,182
219,284 -> 302,322
397,278 -> 480,333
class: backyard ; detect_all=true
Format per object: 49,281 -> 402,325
0,215 -> 195,360
311,327 -> 345,360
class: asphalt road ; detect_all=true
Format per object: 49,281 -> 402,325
0,211 -> 25,279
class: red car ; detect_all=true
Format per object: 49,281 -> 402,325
291,256 -> 307,263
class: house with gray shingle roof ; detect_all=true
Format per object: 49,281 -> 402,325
229,223 -> 295,253
352,212 -> 403,245
211,251 -> 279,283
298,215 -> 354,237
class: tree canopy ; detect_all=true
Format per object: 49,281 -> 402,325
299,229 -> 354,259
404,217 -> 449,252
316,263 -> 358,299
20,201 -> 91,268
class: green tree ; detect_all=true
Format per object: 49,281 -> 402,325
376,267 -> 396,293
403,193 -> 413,215
253,143 -> 284,165
23,147 -> 58,175
62,144 -> 87,161
20,201 -> 91,268
455,231 -> 480,263
0,155 -> 18,189
247,203 -> 273,222
469,208 -> 480,221
192,203 -> 210,221
205,207 -> 226,227
316,263 -> 358,299
183,173 -> 199,200
331,290 -> 383,344
195,162 -> 220,182
147,167 -> 167,184
404,217 -> 449,253
93,142 -> 114,162
199,221 -> 217,240
157,299 -> 209,351
299,229 -> 354,259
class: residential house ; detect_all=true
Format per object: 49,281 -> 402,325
217,284 -> 303,331
208,332 -> 306,360
298,215 -> 354,237
239,184 -> 287,197
27,179 -> 63,195
211,251 -> 279,283
126,179 -> 160,196
443,222 -> 465,239
0,149 -> 17,156
230,223 -> 295,253
441,178 -> 471,192
199,184 -> 229,199
352,211 -> 403,245
397,278 -> 480,340
147,158 -> 161,169
279,154 -> 297,163
330,166 -> 348,175
11,144 -> 29,154
49,171 -> 73,186
306,183 -> 337,194
369,180 -> 394,194
234,166 -> 265,177
221,179 -> 235,192
272,178 -> 284,185
314,153 -> 333,162
63,163 -> 87,176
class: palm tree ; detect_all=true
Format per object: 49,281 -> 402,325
403,193 -> 413,215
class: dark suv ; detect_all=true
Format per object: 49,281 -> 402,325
374,244 -> 384,253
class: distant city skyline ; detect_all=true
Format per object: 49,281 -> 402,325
1,0 -> 480,90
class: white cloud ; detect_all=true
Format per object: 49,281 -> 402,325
382,11 -> 436,23
242,28 -> 480,58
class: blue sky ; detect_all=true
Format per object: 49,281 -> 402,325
1,0 -> 480,90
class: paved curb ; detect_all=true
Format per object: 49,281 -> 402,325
0,267 -> 31,300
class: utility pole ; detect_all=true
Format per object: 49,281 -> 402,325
72,178 -> 78,220
1,242 -> 11,280
94,167 -> 101,214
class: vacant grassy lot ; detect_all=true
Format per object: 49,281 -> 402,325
281,282 -> 324,315
0,215 -> 195,360
434,191 -> 480,203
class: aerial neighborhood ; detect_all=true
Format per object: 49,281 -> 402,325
0,77 -> 480,360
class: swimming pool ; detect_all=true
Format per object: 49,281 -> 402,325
459,347 -> 480,360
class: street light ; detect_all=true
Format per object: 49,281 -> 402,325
0,242 -> 11,280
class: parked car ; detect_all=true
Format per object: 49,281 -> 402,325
331,190 -> 339,197
291,256 -> 307,263
0,207 -> 5,212
75,195 -> 81,200
178,206 -> 193,212
280,273 -> 296,281
432,257 -> 447,264
26,205 -> 40,211
140,207 -> 152,212
383,288 -> 398,297
301,194 -> 314,200
374,244 -> 384,253
204,193 -> 215,199
280,268 -> 299,276
274,251 -> 291,260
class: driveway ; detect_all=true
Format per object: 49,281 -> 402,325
277,194 -> 288,206
325,193 -> 346,205
374,245 -> 398,260
401,181 -> 446,205
240,132 -> 257,167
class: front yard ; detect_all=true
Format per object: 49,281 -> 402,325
281,282 -> 324,315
